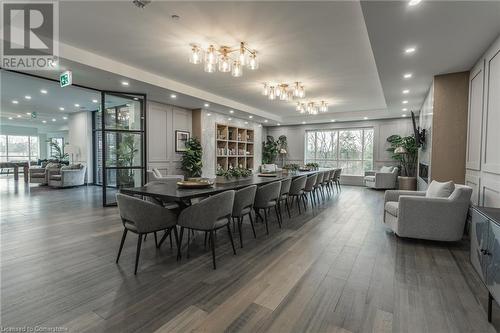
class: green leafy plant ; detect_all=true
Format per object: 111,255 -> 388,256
305,162 -> 319,170
47,140 -> 69,161
262,135 -> 288,164
386,134 -> 418,177
217,166 -> 252,179
283,163 -> 300,171
181,137 -> 203,178
112,134 -> 140,186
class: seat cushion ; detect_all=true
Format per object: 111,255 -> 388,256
31,173 -> 46,178
426,180 -> 455,198
50,174 -> 62,180
364,175 -> 375,182
385,201 -> 399,217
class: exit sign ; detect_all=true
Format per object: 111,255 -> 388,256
60,71 -> 72,87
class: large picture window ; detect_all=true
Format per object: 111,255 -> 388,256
305,128 -> 374,175
0,135 -> 39,162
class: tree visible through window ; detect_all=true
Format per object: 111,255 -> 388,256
0,135 -> 39,162
305,128 -> 374,175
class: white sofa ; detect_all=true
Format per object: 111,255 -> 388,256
364,166 -> 398,189
383,181 -> 472,241
147,168 -> 184,182
48,164 -> 87,188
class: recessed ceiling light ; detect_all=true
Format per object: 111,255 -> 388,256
264,120 -> 268,123
404,47 -> 416,54
52,118 -> 56,122
133,97 -> 139,101
228,118 -> 232,121
408,0 -> 422,6
121,81 -> 129,86
24,95 -> 31,100
402,114 -> 407,117
403,73 -> 413,79
402,89 -> 410,94
92,99 -> 98,103
16,115 -> 21,118
302,121 -> 306,124
59,107 -> 65,111
207,113 -> 211,116
244,121 -> 249,124
258,124 -> 262,128
63,116 -> 68,120
249,115 -> 253,119
12,100 -> 18,104
331,119 -> 336,122
363,117 -> 368,120
402,108 -> 408,111
277,123 -> 281,126
40,89 -> 47,94
402,100 -> 408,104
42,120 -> 47,123
74,104 -> 80,107
170,94 -> 177,99
8,117 -> 13,120
204,103 -> 210,108
229,110 -> 234,114
26,112 -> 31,115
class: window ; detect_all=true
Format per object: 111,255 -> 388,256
0,135 -> 39,162
305,128 -> 374,175
48,137 -> 64,158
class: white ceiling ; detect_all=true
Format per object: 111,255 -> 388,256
3,1 -> 499,126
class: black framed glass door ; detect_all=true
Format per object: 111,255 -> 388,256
98,91 -> 146,206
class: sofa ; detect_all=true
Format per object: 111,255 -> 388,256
48,164 -> 87,188
29,162 -> 64,185
147,168 -> 184,182
364,166 -> 398,189
383,180 -> 472,241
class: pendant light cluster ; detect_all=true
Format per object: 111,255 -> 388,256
189,42 -> 258,77
296,101 -> 328,115
262,82 -> 305,101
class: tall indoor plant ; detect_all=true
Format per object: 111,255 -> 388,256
181,137 -> 203,178
262,135 -> 287,164
386,135 -> 418,176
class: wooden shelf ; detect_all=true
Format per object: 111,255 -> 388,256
216,123 -> 255,171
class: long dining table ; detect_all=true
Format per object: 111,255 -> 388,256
120,168 -> 333,208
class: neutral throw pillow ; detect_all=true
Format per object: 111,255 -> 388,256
380,166 -> 393,173
426,180 -> 455,198
152,168 -> 162,178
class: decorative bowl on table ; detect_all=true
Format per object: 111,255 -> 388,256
299,167 -> 311,172
177,178 -> 214,188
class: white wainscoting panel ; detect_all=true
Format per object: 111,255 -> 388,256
465,173 -> 481,205
483,47 -> 500,175
466,62 -> 484,171
482,179 -> 500,208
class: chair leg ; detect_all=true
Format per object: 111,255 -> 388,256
264,209 -> 269,235
134,234 -> 143,275
204,231 -> 208,248
154,232 -> 158,248
169,230 -> 173,248
227,222 -> 237,255
285,198 -> 291,219
210,230 -> 216,270
158,228 -> 171,248
177,227 -> 184,261
187,228 -> 191,259
116,228 -> 128,263
297,196 -> 301,214
249,212 -> 257,238
238,216 -> 243,248
173,226 -> 180,249
302,195 -> 307,211
274,205 -> 282,228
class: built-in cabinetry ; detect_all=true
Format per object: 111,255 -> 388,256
470,206 -> 500,322
215,123 -> 254,170
465,36 -> 500,207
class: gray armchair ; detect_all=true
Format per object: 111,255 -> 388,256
383,184 -> 473,241
29,166 -> 48,185
364,166 -> 398,189
48,164 -> 86,188
177,190 -> 236,269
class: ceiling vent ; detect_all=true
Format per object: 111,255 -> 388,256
132,0 -> 151,8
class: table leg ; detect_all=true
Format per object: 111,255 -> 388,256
14,166 -> 19,181
24,165 -> 29,182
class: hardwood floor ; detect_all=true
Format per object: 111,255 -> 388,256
0,177 -> 497,332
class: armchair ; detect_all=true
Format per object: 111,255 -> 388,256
364,166 -> 398,189
147,168 -> 184,182
29,166 -> 48,185
48,164 -> 86,188
383,184 -> 472,241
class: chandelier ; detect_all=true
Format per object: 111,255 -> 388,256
262,82 -> 305,101
296,101 -> 328,114
189,42 -> 258,77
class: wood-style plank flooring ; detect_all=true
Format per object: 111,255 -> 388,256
0,178 -> 498,332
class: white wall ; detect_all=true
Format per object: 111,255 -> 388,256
266,117 -> 413,185
198,110 -> 263,178
466,35 -> 500,207
68,112 -> 93,183
418,83 -> 434,190
147,101 -> 192,176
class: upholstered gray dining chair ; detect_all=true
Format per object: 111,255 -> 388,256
302,174 -> 318,208
177,190 -> 236,269
322,170 -> 333,194
313,172 -> 325,202
278,178 -> 292,219
333,169 -> 342,190
232,185 -> 257,248
115,193 -> 179,275
288,176 -> 307,215
254,181 -> 282,235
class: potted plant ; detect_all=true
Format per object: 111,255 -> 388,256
305,162 -> 319,171
181,137 -> 203,178
386,134 -> 418,190
283,163 -> 300,174
47,140 -> 69,162
262,135 -> 279,164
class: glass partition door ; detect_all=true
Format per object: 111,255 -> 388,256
99,92 -> 146,206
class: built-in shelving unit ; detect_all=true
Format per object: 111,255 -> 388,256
216,123 -> 254,170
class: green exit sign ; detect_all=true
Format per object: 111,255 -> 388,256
60,70 -> 72,87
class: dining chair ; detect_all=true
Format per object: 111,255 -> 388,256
278,178 -> 292,219
177,190 -> 236,269
254,181 -> 282,235
313,172 -> 325,202
322,170 -> 332,195
288,176 -> 307,214
333,168 -> 342,190
232,185 -> 257,248
303,174 -> 318,208
115,193 -> 179,275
